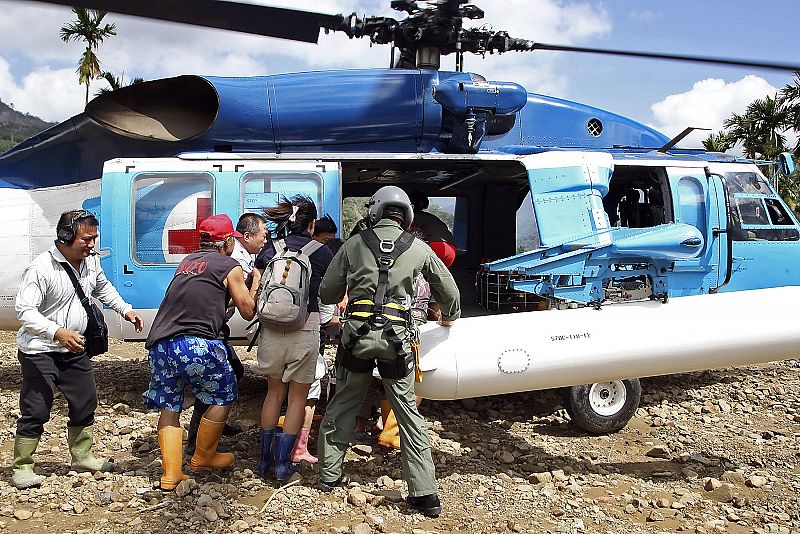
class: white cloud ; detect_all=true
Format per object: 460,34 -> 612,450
0,58 -> 84,122
0,0 -> 611,121
649,76 -> 780,148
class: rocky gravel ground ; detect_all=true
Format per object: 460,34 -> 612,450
0,330 -> 798,533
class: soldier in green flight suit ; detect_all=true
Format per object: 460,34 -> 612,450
317,186 -> 460,518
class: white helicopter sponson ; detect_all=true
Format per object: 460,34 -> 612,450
415,286 -> 800,400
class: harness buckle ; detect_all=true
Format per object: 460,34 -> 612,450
379,240 -> 395,253
369,314 -> 388,328
378,256 -> 395,267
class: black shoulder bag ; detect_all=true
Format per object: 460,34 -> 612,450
59,261 -> 109,357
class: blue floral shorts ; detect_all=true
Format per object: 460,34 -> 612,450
143,335 -> 238,412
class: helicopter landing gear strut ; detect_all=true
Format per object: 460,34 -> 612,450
564,378 -> 641,434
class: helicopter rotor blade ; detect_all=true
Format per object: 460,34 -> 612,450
506,39 -> 800,72
22,0 -> 346,44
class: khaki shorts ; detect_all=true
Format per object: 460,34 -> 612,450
254,327 -> 320,384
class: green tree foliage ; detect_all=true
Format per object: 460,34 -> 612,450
702,131 -> 735,153
712,72 -> 800,212
96,71 -> 144,96
60,8 -> 116,105
779,72 -> 800,155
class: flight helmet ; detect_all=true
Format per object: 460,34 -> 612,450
366,186 -> 414,230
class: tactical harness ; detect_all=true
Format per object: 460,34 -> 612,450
339,228 -> 420,380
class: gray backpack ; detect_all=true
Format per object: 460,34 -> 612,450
257,238 -> 323,331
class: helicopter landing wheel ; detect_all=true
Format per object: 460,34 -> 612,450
564,378 -> 641,434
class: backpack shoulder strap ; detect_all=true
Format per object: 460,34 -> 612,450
272,239 -> 286,256
299,239 -> 324,256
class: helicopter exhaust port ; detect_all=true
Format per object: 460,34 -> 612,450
86,76 -> 218,141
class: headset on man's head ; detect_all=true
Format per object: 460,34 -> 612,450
56,210 -> 94,244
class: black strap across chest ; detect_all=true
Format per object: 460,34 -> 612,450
359,228 -> 415,315
58,261 -> 101,331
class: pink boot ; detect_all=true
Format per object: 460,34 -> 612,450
291,427 -> 318,464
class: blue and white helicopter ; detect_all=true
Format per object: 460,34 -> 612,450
2,0 -> 799,433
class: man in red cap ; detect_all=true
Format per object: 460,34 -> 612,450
144,214 -> 260,490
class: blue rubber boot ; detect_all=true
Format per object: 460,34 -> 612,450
257,429 -> 275,478
274,432 -> 299,481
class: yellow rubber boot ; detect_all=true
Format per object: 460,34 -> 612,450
158,426 -> 188,490
378,409 -> 401,450
190,417 -> 235,470
379,400 -> 391,429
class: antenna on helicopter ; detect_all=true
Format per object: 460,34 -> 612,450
21,0 -> 800,72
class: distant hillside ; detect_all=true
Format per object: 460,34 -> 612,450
0,100 -> 56,154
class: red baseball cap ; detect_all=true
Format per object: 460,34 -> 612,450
198,214 -> 243,241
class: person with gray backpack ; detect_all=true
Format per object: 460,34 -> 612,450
253,196 -> 333,481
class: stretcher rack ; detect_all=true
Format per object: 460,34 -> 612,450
476,267 -> 546,313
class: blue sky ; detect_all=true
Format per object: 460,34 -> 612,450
0,0 -> 796,148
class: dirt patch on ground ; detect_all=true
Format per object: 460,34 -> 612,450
0,330 -> 798,533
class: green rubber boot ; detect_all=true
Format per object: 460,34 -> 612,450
67,426 -> 114,473
12,435 -> 46,489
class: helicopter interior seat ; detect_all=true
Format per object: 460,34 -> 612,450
646,186 -> 665,226
766,201 -> 788,225
619,189 -> 643,228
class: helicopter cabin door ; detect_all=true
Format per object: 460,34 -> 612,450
99,158 -> 341,340
666,167 -> 727,296
520,151 -> 614,249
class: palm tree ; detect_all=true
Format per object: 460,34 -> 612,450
97,71 -> 144,95
724,96 -> 788,161
778,71 -> 800,156
702,131 -> 734,153
60,8 -> 116,105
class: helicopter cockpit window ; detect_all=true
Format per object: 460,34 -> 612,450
132,173 -> 214,264
725,171 -> 799,242
341,195 -> 468,253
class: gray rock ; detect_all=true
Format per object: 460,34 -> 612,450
365,513 -> 385,532
747,475 -> 768,488
721,471 -> 746,485
704,477 -> 722,491
529,472 -> 553,485
352,444 -> 373,456
647,510 -> 665,522
347,489 -> 368,508
646,445 -> 671,459
709,483 -> 736,503
175,479 -> 198,498
198,506 -> 218,522
13,509 -> 32,521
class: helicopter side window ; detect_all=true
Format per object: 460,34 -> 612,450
132,173 -> 214,264
604,166 -> 671,228
242,173 -> 322,235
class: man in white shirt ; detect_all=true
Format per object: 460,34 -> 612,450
230,213 -> 268,277
13,210 -> 143,489
185,212 -> 268,455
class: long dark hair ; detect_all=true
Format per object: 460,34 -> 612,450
263,195 -> 317,238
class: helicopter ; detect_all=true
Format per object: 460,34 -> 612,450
1,0 -> 799,434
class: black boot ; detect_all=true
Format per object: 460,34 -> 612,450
185,400 -> 207,456
407,494 -> 442,517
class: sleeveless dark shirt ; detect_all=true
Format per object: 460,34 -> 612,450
145,250 -> 239,348
410,211 -> 455,244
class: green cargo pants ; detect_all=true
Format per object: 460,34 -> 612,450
318,361 -> 437,497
